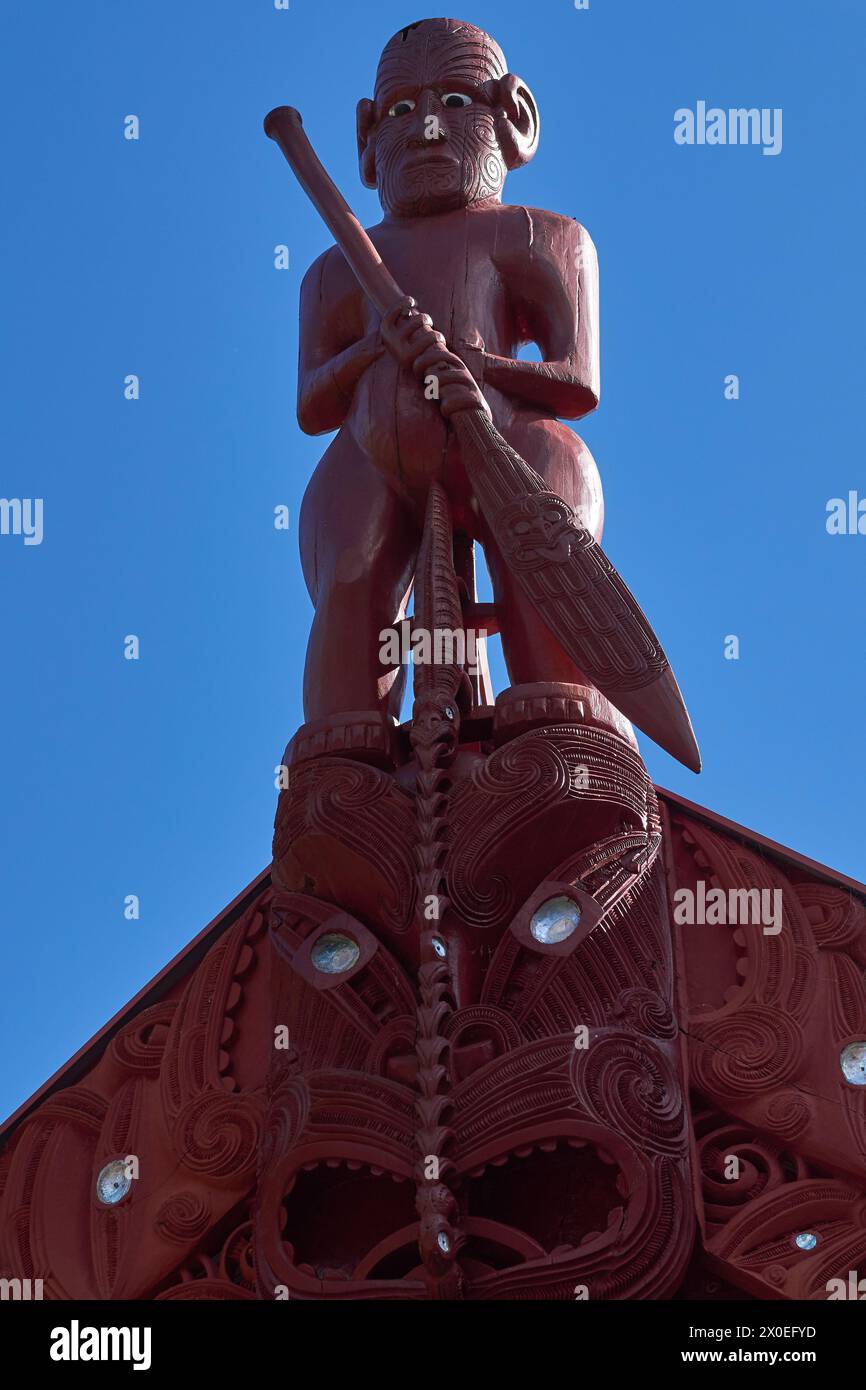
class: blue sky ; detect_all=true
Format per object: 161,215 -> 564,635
1,0 -> 864,1121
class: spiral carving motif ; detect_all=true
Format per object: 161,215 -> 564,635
572,1034 -> 685,1155
690,1007 -> 804,1099
174,1092 -> 262,1183
154,1192 -> 211,1245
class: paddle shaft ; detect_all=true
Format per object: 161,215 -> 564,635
264,106 -> 406,319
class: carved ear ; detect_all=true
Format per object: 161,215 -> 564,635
494,73 -> 540,170
356,98 -> 378,188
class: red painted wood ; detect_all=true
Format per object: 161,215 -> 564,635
2,19 -> 861,1304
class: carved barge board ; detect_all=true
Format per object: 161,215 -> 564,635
2,789 -> 862,1300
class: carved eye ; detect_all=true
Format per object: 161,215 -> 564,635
388,99 -> 416,117
442,92 -> 472,109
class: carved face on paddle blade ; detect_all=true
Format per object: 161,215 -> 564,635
357,18 -> 539,218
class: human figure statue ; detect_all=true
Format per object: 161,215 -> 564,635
296,17 -> 602,726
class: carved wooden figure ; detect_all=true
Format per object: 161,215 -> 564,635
272,16 -> 699,773
258,16 -> 700,1298
5,17 -> 861,1310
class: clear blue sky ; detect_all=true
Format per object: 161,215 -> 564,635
2,0 -> 864,1121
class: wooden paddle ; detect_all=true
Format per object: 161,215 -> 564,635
264,105 -> 700,773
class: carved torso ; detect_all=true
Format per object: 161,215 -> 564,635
316,202 -> 587,498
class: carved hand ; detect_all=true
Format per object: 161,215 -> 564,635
380,296 -> 491,419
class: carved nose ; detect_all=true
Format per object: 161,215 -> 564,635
407,93 -> 450,148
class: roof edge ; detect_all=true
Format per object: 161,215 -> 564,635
0,868 -> 272,1143
3,792 -> 862,1145
657,787 -> 866,896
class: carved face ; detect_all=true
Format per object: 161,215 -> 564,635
358,19 -> 538,218
501,492 -> 580,571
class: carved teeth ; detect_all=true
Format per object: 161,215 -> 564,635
462,1135 -> 624,1179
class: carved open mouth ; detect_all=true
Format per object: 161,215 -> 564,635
279,1159 -> 416,1282
277,1133 -> 627,1288
462,1136 -> 626,1268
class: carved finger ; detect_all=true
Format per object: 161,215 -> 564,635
407,325 -> 444,355
412,346 -> 466,377
382,295 -> 417,331
426,366 -> 472,386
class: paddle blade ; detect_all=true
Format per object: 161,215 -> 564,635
453,409 -> 701,772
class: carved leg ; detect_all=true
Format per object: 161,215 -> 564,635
299,430 -> 420,722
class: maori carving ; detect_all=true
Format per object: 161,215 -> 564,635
3,16 -> 864,1314
0,890 -> 272,1300
254,670 -> 693,1297
460,416 -> 677,712
407,483 -> 467,1297
365,20 -> 516,219
156,1210 -> 259,1301
253,17 -> 700,1295
3,785 -> 865,1300
664,801 -> 866,1296
705,1180 -> 866,1301
153,1192 -> 211,1246
667,807 -> 866,1182
265,16 -> 700,772
272,759 -> 417,937
447,719 -> 654,929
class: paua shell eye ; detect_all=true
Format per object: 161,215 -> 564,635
530,895 -> 582,945
311,933 -> 360,974
96,1160 -> 131,1205
388,98 -> 416,117
442,92 -> 472,109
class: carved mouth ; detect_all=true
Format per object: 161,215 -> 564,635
462,1136 -> 627,1266
276,1134 -> 627,1288
404,153 -> 459,169
279,1158 -> 417,1283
